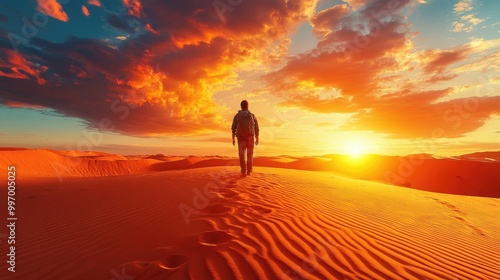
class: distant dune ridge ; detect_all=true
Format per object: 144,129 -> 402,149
1,148 -> 498,197
0,148 -> 499,279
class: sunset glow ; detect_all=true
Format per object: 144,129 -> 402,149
1,2 -> 499,278
345,141 -> 368,158
0,0 -> 499,156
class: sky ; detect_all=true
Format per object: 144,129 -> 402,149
0,0 -> 499,157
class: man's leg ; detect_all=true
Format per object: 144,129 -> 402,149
247,136 -> 255,174
238,138 -> 247,174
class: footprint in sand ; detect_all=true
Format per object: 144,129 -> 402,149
427,197 -> 486,236
157,255 -> 188,270
218,189 -> 239,198
198,230 -> 234,246
132,257 -> 188,279
453,216 -> 486,236
112,256 -> 187,280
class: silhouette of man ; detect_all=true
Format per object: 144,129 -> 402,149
232,100 -> 259,176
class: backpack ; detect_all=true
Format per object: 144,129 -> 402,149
237,110 -> 255,138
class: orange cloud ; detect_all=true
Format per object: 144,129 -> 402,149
344,91 -> 500,138
310,4 -> 350,37
0,0 -> 317,136
419,38 -> 500,82
0,49 -> 46,85
265,0 -> 499,139
123,0 -> 143,18
82,5 -> 90,17
3,101 -> 45,109
422,48 -> 468,74
36,0 -> 69,22
267,14 -> 410,106
425,74 -> 459,84
145,23 -> 158,35
88,0 -> 101,7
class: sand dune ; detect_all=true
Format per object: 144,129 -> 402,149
0,149 -> 158,178
1,149 -> 499,279
2,165 -> 498,280
1,149 -> 498,197
459,151 -> 500,162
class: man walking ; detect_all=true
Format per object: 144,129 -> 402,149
232,100 -> 259,177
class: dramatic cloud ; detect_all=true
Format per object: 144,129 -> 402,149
0,0 -> 317,136
343,89 -> 500,138
267,0 -> 413,110
5,0 -> 495,140
0,34 -> 226,135
36,0 -> 69,22
82,5 -> 90,17
265,0 -> 500,138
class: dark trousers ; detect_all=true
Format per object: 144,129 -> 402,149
238,136 -> 254,174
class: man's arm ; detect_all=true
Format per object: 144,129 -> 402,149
231,114 -> 238,146
254,114 -> 259,145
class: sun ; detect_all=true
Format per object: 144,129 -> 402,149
345,141 -> 368,158
328,133 -> 377,159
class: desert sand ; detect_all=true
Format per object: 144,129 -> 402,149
0,149 -> 499,279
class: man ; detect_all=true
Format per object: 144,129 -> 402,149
231,100 -> 259,177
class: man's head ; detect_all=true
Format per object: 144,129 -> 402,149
240,100 -> 249,110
